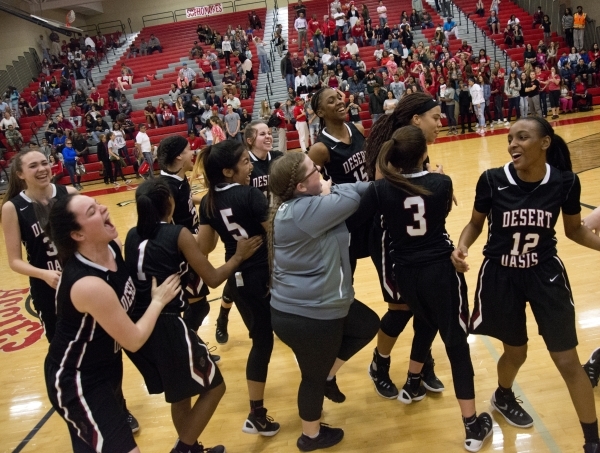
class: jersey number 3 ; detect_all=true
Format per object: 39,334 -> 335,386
404,196 -> 427,236
220,208 -> 249,240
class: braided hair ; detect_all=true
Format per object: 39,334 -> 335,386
266,152 -> 308,279
364,92 -> 437,179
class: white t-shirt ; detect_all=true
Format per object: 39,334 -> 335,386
113,129 -> 126,148
346,43 -> 359,55
0,116 -> 18,130
377,5 -> 387,18
136,131 -> 152,154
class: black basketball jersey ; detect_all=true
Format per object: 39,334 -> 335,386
319,122 -> 369,184
363,172 -> 454,266
199,183 -> 268,270
124,224 -> 189,318
47,241 -> 136,375
249,150 -> 283,197
11,184 -> 68,285
474,163 -> 581,268
160,171 -> 199,234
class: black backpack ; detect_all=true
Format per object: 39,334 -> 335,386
266,113 -> 279,128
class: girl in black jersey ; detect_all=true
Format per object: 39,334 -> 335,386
1,148 -> 77,342
156,136 -> 212,339
357,126 -> 493,452
124,179 -> 261,453
215,121 -> 282,345
197,140 -> 280,438
44,194 -> 181,453
452,117 -> 600,452
366,92 -> 446,400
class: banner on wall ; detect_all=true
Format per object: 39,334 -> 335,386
185,3 -> 224,18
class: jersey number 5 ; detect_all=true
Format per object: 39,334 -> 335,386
404,196 -> 427,236
220,208 -> 249,240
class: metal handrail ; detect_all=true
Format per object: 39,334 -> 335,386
97,20 -> 126,40
142,11 -> 175,28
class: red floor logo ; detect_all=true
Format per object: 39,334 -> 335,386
0,289 -> 43,352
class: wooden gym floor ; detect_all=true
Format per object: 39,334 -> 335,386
2,113 -> 600,453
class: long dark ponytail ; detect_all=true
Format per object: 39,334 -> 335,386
520,117 -> 572,171
0,148 -> 45,221
46,193 -> 80,264
365,92 -> 437,179
135,179 -> 173,240
377,126 -> 431,196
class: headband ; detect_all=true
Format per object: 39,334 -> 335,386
413,98 -> 439,115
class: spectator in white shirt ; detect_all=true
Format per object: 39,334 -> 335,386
295,12 -> 309,51
84,35 -> 96,50
346,38 -> 359,56
468,77 -> 486,133
376,0 -> 388,27
0,112 -> 18,130
294,69 -> 308,95
179,63 -> 197,89
135,123 -> 154,178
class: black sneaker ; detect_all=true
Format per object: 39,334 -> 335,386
398,376 -> 426,404
421,354 -> 445,393
206,343 -> 221,364
126,411 -> 139,433
490,389 -> 534,428
584,442 -> 600,453
583,348 -> 600,387
324,376 -> 346,403
297,423 -> 344,452
464,412 -> 493,452
215,318 -> 229,344
242,407 -> 280,436
171,444 -> 225,453
368,349 -> 399,399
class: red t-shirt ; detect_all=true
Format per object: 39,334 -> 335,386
352,25 -> 364,37
536,71 -> 549,92
90,91 -> 100,102
339,51 -> 352,61
188,136 -> 203,150
574,82 -> 586,95
547,73 -> 560,91
145,106 -> 157,114
309,19 -> 321,34
293,105 -> 306,122
275,108 -> 287,128
200,60 -> 212,73
69,107 -> 82,116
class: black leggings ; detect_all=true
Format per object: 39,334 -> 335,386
271,300 -> 379,421
226,266 -> 274,382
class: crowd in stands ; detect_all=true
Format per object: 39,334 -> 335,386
269,0 -> 598,143
1,0 -> 599,187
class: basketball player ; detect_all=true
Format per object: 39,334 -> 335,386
44,193 -> 181,453
309,88 -> 443,399
451,117 -> 600,453
197,140 -> 280,437
124,179 -> 262,453
156,136 -> 212,344
215,121 -> 283,344
1,148 -> 76,342
357,126 -> 493,452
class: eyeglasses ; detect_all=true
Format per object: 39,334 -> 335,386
301,163 -> 321,182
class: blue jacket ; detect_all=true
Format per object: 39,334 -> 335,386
62,146 -> 77,164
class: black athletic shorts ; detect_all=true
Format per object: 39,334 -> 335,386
469,257 -> 577,352
369,216 -> 399,304
126,313 -> 223,403
224,265 -> 272,340
45,356 -> 136,453
349,220 -> 372,274
395,259 -> 469,348
185,268 -> 210,300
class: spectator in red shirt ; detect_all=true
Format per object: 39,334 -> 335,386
323,15 -> 337,49
352,19 -> 365,46
489,72 -> 507,124
273,101 -> 288,153
28,91 -> 38,114
106,95 -> 119,123
56,114 -> 75,138
89,86 -> 104,107
187,130 -> 204,152
293,97 -> 309,152
573,76 -> 592,110
69,102 -> 83,127
157,98 -> 176,126
200,55 -> 215,85
534,66 -> 549,117
308,14 -> 324,54
144,100 -> 158,128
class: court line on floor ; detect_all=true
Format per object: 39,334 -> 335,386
581,202 -> 597,210
11,408 -> 55,453
480,336 -> 562,453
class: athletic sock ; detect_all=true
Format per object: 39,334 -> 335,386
303,431 -> 320,439
218,305 -> 231,321
250,399 -> 264,414
495,384 -> 513,397
581,420 -> 600,444
463,413 -> 481,434
407,371 -> 422,392
173,439 -> 202,453
376,348 -> 390,359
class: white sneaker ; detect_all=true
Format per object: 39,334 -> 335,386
114,182 -> 120,188
497,119 -> 502,125
125,179 -> 131,184
490,122 -> 495,128
504,120 -> 510,127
